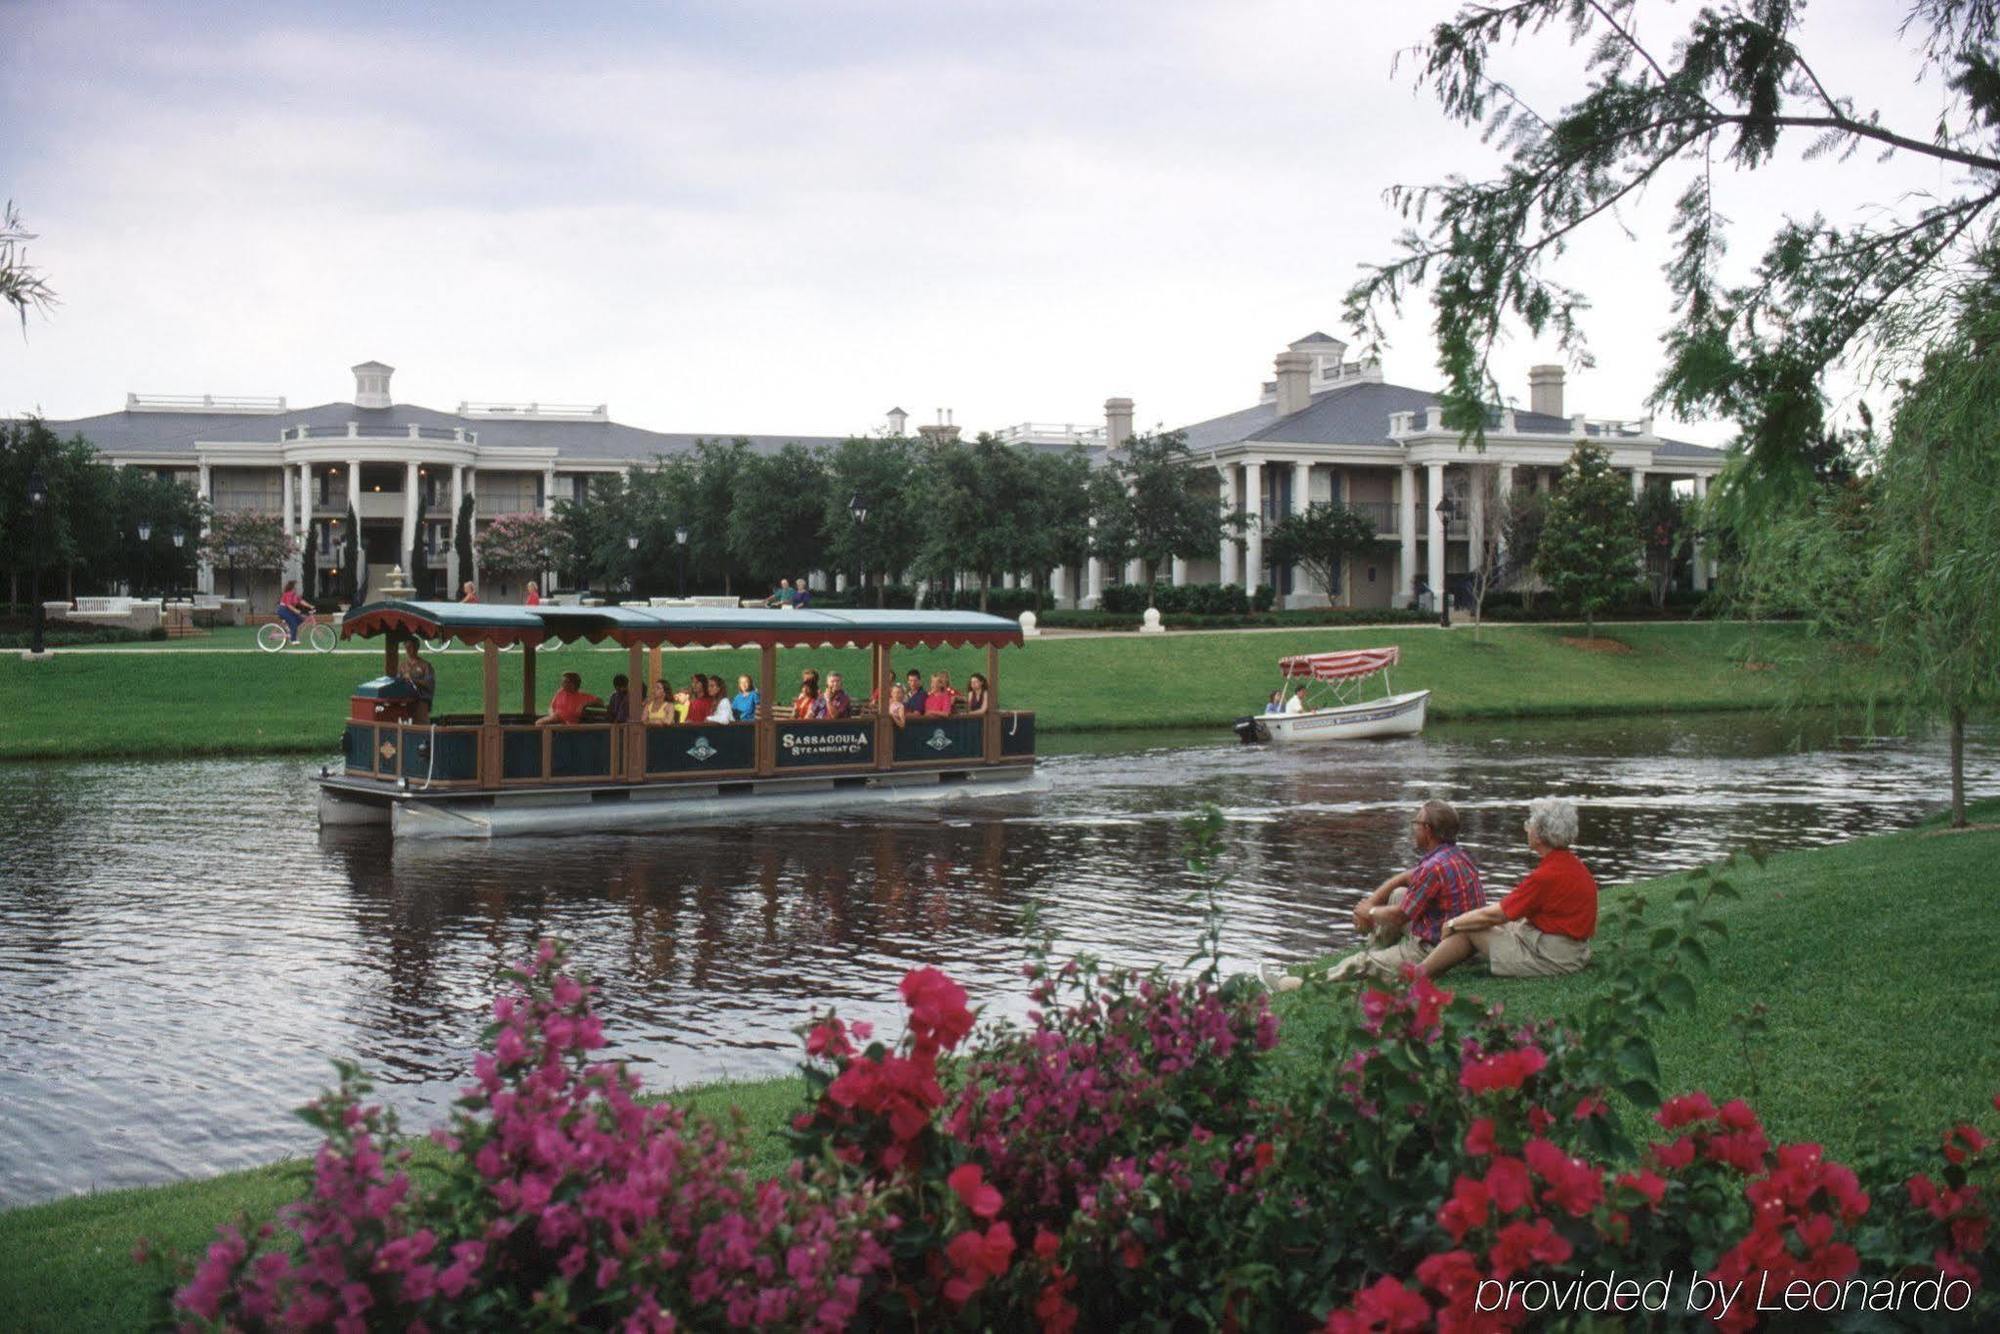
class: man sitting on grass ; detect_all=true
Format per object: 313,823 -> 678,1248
1421,796 -> 1597,980
1267,799 -> 1484,990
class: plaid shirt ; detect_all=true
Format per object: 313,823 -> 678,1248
1400,842 -> 1485,944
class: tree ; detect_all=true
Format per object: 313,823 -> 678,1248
454,492 -> 476,592
1018,448 -> 1095,610
476,512 -> 568,585
1,201 -> 56,330
1535,443 -> 1638,638
1462,469 -> 1508,634
1501,488 -> 1549,613
1636,486 -> 1693,610
342,506 -> 360,606
1348,0 -> 2000,501
408,483 -> 429,599
1092,431 -> 1229,608
728,444 -> 828,590
822,435 -> 921,604
916,434 -> 1034,611
1264,502 -> 1377,608
200,512 -> 297,607
109,467 -> 204,598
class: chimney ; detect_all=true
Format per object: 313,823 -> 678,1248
352,360 -> 394,410
886,406 -> 908,436
1104,397 -> 1135,450
1528,364 -> 1565,419
1274,350 -> 1312,418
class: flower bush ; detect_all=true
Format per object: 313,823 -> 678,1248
160,828 -> 2000,1331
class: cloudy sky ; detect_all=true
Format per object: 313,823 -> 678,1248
1,0 -> 1957,443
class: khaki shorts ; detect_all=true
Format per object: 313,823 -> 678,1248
1322,934 -> 1432,984
1484,921 -> 1590,978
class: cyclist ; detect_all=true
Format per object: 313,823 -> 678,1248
277,580 -> 315,643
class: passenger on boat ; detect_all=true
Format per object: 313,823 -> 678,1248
765,579 -> 795,609
1421,798 -> 1596,980
608,675 -> 631,724
794,669 -> 824,720
928,671 -> 958,714
704,675 -> 733,723
733,674 -> 759,722
1264,691 -> 1284,715
887,683 -> 908,727
964,673 -> 990,715
537,672 -> 601,726
684,674 -> 713,724
644,679 -> 675,725
1284,686 -> 1308,715
399,639 -> 435,723
793,578 -> 813,609
903,669 -> 928,715
824,672 -> 854,718
1266,800 -> 1484,990
524,581 -> 541,607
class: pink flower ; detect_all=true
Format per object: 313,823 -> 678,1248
948,1163 -> 1004,1219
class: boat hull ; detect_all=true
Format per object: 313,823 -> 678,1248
1234,690 -> 1429,743
318,764 -> 1048,840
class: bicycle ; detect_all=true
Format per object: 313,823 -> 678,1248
257,610 -> 338,653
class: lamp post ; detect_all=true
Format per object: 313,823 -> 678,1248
26,469 -> 48,656
225,539 -> 240,602
847,493 -> 871,606
674,525 -> 688,599
136,519 -> 153,599
1434,494 -> 1455,628
171,528 -> 186,605
626,533 -> 639,596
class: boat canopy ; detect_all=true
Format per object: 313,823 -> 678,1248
1276,647 -> 1400,681
339,600 -> 1026,650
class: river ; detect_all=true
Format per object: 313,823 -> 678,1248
1,713 -> 1995,1206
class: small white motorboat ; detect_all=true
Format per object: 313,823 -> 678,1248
1233,647 -> 1429,743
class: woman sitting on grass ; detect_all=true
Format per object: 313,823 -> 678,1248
1422,796 -> 1597,980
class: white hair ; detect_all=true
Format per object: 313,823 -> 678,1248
1526,797 -> 1579,849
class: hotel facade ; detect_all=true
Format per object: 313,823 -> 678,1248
45,335 -> 1725,611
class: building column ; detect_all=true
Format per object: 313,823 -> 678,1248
1085,554 -> 1105,608
1218,464 -> 1240,587
1691,474 -> 1710,592
448,464 -> 466,590
1288,459 -> 1312,605
1398,464 -> 1417,606
1468,463 -> 1486,566
280,464 -> 299,583
543,467 -> 558,516
347,459 -> 361,509
1242,460 -> 1264,593
196,461 -> 214,594
1051,565 -> 1070,608
1631,468 -> 1647,498
402,461 -> 421,578
1170,556 -> 1189,587
298,462 -> 313,572
1426,462 -> 1446,605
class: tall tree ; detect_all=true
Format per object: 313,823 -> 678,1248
1263,502 -> 1377,607
407,483 -> 429,599
728,444 -> 828,589
1092,430 -> 1228,607
1535,443 -> 1638,638
1018,447 -> 1095,610
1348,0 -> 2000,500
822,435 -> 921,603
454,492 -> 476,593
1501,487 -> 1549,613
917,434 -> 1034,612
1636,486 -> 1692,611
342,505 -> 360,605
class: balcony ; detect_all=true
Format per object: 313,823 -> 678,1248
282,423 -> 477,444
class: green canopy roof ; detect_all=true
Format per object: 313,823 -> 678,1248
339,600 -> 1025,650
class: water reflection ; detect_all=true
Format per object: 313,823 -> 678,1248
0,714 -> 1994,1205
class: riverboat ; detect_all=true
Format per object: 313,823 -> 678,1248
1232,647 -> 1429,744
320,601 -> 1042,839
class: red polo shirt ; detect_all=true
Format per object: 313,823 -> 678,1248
548,687 -> 600,725
1500,847 -> 1599,940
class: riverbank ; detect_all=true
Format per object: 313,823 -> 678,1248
0,620 -> 1833,760
3,801 -> 1994,1331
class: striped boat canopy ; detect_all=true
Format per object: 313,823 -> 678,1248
1276,647 -> 1400,681
339,600 -> 1025,650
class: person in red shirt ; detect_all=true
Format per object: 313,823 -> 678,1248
524,581 -> 541,606
536,671 -> 601,726
1422,797 -> 1597,979
459,581 -> 478,603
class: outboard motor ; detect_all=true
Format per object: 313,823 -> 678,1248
1233,715 -> 1270,744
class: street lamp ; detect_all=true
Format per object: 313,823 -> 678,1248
848,493 -> 872,605
26,469 -> 48,656
136,519 -> 153,599
224,539 -> 240,602
674,525 -> 688,599
171,528 -> 186,605
626,533 -> 639,596
1434,494 -> 1455,628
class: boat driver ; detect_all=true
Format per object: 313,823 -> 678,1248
1284,685 -> 1308,715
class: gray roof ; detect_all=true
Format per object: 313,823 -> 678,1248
40,400 -> 846,462
1175,379 -> 1723,460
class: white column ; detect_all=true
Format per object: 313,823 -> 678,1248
447,464 -> 466,590
1051,565 -> 1070,607
1002,572 -> 1017,590
1691,475 -> 1710,591
1426,462 -> 1446,605
402,461 -> 420,576
196,461 -> 214,594
1242,460 -> 1264,592
1170,557 -> 1188,586
1398,464 -> 1417,606
1085,555 -> 1105,608
347,459 -> 361,510
281,464 -> 294,538
835,572 -> 848,593
1631,468 -> 1647,498
1218,465 -> 1240,586
298,462 -> 313,572
1468,464 -> 1486,566
543,467 -> 558,516
1289,459 -> 1312,605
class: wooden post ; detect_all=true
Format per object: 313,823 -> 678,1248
873,641 -> 893,770
985,642 -> 1001,761
756,643 -> 777,776
521,642 -> 537,720
384,628 -> 399,678
626,641 -> 645,779
479,640 -> 501,788
648,644 -> 663,692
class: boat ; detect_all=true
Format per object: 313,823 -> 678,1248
1232,647 -> 1429,743
320,600 -> 1042,839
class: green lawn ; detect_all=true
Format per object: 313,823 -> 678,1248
0,620 -> 1830,760
2,804 -> 1992,1332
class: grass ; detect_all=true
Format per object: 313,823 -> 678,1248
0,620 -> 1833,760
3,804 -> 1993,1331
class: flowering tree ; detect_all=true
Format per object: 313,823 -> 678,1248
474,512 -> 567,583
198,511 -> 296,571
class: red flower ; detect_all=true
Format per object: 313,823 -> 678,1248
1572,1096 -> 1607,1122
1325,1277 -> 1432,1333
1459,1045 -> 1548,1094
900,967 -> 975,1052
943,1221 -> 1015,1305
1615,1169 -> 1668,1208
1439,1176 -> 1491,1242
1033,1227 -> 1062,1261
1463,1118 -> 1497,1157
1253,1142 -> 1276,1174
1656,1091 -> 1717,1129
1487,1217 -> 1572,1279
948,1163 -> 1003,1220
1650,1136 -> 1696,1171
1524,1138 -> 1604,1217
1483,1156 -> 1533,1214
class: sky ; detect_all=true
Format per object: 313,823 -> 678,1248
0,0 -> 1966,445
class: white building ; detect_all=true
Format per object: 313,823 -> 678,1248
45,361 -> 841,609
1010,333 -> 1726,609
